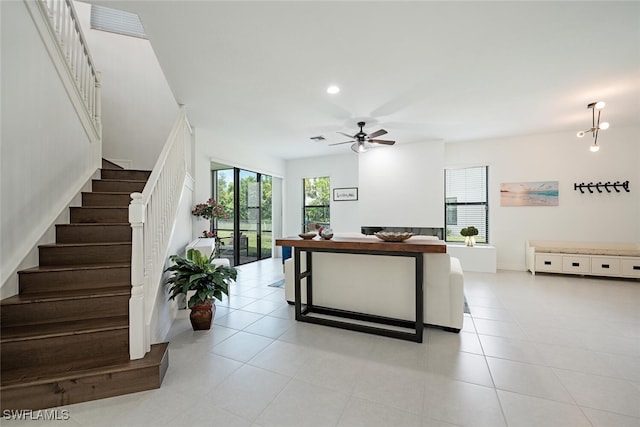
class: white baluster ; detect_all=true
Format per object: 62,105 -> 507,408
95,71 -> 102,133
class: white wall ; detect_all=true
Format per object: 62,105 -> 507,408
75,2 -> 178,170
284,153 -> 360,236
192,127 -> 286,239
445,125 -> 640,270
359,141 -> 445,228
1,1 -> 100,292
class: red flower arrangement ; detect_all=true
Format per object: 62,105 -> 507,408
191,198 -> 228,221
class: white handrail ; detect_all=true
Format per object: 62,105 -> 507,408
33,0 -> 102,138
129,106 -> 192,359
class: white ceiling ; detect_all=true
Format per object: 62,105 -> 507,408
88,1 -> 640,160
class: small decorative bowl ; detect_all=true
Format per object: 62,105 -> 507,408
320,228 -> 334,240
374,232 -> 414,242
298,232 -> 316,240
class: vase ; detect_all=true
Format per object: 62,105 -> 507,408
189,301 -> 216,330
465,236 -> 476,247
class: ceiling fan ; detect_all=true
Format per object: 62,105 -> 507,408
330,121 -> 396,153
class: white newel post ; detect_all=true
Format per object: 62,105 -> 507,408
129,192 -> 148,359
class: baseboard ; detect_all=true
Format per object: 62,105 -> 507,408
496,263 -> 527,271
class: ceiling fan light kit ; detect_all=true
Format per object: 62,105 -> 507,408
577,101 -> 609,152
330,121 -> 396,153
351,142 -> 367,153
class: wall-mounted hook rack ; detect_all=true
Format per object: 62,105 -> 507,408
574,180 -> 630,194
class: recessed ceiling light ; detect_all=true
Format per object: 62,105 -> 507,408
327,85 -> 340,94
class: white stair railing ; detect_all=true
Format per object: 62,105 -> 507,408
129,106 -> 192,359
29,0 -> 102,140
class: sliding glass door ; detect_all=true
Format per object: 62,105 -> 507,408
212,165 -> 272,266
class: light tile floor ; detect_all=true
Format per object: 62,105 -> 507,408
5,259 -> 639,426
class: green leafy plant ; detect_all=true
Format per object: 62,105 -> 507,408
165,249 -> 238,308
460,226 -> 479,237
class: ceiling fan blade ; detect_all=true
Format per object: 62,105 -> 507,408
367,129 -> 387,139
329,141 -> 354,146
369,139 -> 396,145
337,131 -> 355,139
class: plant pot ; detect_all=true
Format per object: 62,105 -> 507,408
464,236 -> 476,247
189,301 -> 216,330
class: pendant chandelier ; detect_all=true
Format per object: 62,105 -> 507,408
576,101 -> 609,152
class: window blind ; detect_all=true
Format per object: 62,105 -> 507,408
90,5 -> 147,39
445,166 -> 488,243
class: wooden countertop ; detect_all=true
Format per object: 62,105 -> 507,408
276,236 -> 447,254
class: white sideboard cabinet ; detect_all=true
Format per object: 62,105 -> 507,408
527,240 -> 640,279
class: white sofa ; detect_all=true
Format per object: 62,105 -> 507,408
526,240 -> 640,278
283,236 -> 464,332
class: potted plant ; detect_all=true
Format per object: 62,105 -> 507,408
165,248 -> 238,330
460,226 -> 479,247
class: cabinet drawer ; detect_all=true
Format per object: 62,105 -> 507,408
535,254 -> 562,272
590,257 -> 621,275
621,258 -> 640,278
562,256 -> 590,274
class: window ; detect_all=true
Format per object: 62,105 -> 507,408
91,5 -> 147,39
303,177 -> 330,232
445,166 -> 488,243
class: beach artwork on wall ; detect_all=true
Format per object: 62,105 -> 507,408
500,181 -> 559,206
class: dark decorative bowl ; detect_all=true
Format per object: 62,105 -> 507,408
298,232 -> 316,240
374,232 -> 414,242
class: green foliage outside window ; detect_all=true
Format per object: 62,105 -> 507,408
303,177 -> 330,231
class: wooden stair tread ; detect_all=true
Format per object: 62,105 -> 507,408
101,168 -> 151,173
1,286 -> 131,306
82,191 -> 131,195
57,222 -> 130,226
18,262 -> 130,274
1,316 -> 129,342
39,242 -> 131,248
97,179 -> 147,183
1,343 -> 167,389
71,206 -> 128,209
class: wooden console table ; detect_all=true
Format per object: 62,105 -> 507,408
275,236 -> 446,343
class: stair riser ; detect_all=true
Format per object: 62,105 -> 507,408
82,192 -> 132,207
1,295 -> 130,328
39,244 -> 131,267
18,267 -> 130,294
70,207 -> 128,224
56,225 -> 132,244
0,349 -> 167,411
1,329 -> 129,372
101,169 -> 151,181
92,180 -> 145,193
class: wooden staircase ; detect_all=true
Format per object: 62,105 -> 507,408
0,159 -> 169,410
